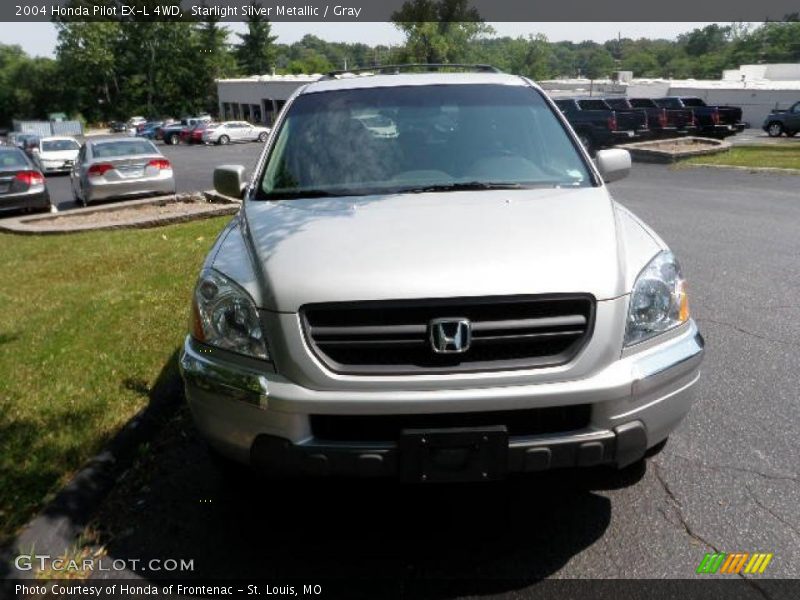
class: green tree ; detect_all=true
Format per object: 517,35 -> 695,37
235,3 -> 277,75
195,13 -> 237,113
55,22 -> 121,121
391,0 -> 493,63
507,35 -> 552,80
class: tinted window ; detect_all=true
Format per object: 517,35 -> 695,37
604,98 -> 630,109
0,149 -> 29,169
42,139 -> 79,152
260,84 -> 592,199
92,141 -> 156,158
629,99 -> 655,108
680,98 -> 705,107
578,100 -> 610,110
655,98 -> 682,109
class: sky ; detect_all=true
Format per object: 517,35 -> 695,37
2,22 -> 737,58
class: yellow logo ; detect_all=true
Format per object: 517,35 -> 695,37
696,552 -> 773,574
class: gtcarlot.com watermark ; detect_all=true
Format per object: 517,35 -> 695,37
15,553 -> 195,574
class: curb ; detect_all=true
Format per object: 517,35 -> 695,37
0,192 -> 240,235
676,163 -> 800,175
1,354 -> 185,584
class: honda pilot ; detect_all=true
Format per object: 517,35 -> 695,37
180,67 -> 704,482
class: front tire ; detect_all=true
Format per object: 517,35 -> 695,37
166,134 -> 179,145
218,135 -> 230,146
258,132 -> 268,143
767,122 -> 784,137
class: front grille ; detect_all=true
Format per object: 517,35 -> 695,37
302,295 -> 595,375
310,405 -> 592,442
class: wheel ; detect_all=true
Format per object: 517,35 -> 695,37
767,122 -> 784,137
218,135 -> 230,146
258,132 -> 268,143
166,133 -> 179,145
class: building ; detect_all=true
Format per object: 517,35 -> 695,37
216,74 -> 321,126
541,63 -> 800,126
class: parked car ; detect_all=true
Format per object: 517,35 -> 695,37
180,122 -> 212,144
575,98 -> 650,141
109,121 -> 128,133
70,138 -> 175,206
181,68 -> 704,482
202,121 -> 271,145
654,97 -> 744,137
10,133 -> 39,155
762,101 -> 800,137
31,136 -> 81,174
136,121 -> 165,140
627,98 -> 696,136
605,97 -> 694,138
553,98 -> 635,154
0,146 -> 51,214
159,117 -> 209,145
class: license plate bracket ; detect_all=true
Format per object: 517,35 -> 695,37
400,426 -> 508,483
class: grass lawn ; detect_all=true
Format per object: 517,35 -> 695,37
0,216 -> 230,546
683,144 -> 800,170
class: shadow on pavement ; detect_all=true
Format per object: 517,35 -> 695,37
2,350 -> 184,576
88,406 -> 646,597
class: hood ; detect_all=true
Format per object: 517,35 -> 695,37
242,188 -> 625,312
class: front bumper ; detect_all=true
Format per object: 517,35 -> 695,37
181,321 -> 704,477
0,189 -> 50,213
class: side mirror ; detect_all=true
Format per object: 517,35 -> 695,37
595,149 -> 631,183
214,165 -> 247,199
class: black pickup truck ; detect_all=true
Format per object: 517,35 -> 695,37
762,101 -> 800,137
553,98 -> 647,154
655,97 -> 744,138
609,97 -> 697,137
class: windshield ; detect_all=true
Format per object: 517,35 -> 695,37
42,139 -> 79,152
259,84 -> 592,200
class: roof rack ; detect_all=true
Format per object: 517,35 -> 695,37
321,64 -> 503,80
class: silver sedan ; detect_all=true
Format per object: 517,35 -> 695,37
202,121 -> 270,145
70,138 -> 176,206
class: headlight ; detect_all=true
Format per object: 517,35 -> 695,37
625,250 -> 689,345
190,269 -> 269,360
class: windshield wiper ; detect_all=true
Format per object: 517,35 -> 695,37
260,188 -> 352,200
401,182 -> 529,194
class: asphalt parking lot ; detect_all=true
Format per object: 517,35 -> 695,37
60,162 -> 798,592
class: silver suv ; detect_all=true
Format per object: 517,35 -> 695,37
180,68 -> 704,482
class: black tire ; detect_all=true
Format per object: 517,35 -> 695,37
166,133 -> 179,145
766,122 -> 784,138
218,135 -> 230,146
258,131 -> 268,143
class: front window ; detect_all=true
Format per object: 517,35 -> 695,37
258,84 -> 592,200
42,139 -> 80,152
